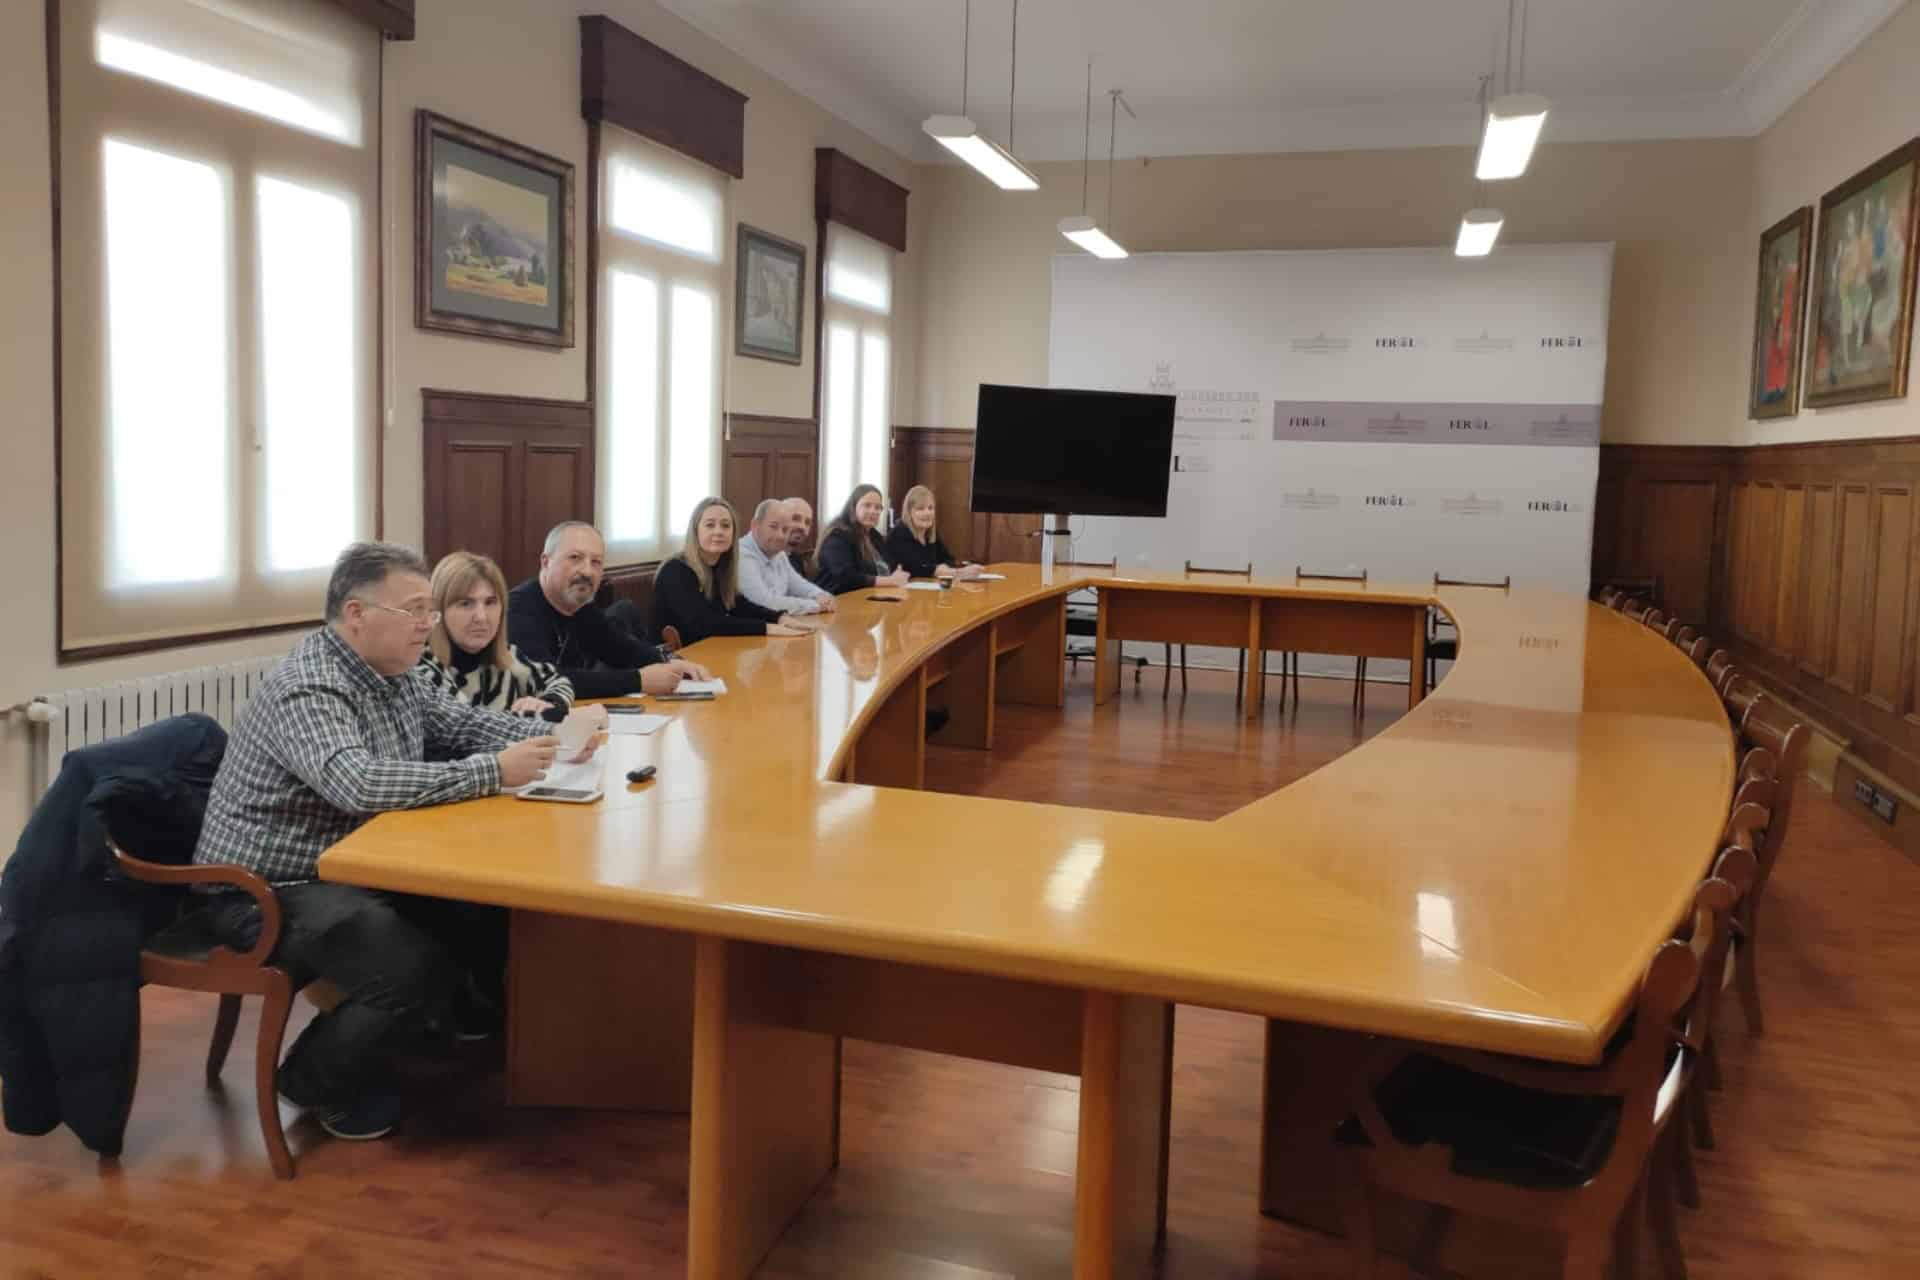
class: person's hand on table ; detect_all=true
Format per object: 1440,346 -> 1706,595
667,657 -> 711,681
560,729 -> 608,764
879,567 -> 910,588
509,695 -> 555,716
767,621 -> 809,637
814,593 -> 838,612
497,736 -> 559,788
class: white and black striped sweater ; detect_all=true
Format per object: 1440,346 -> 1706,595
416,643 -> 575,717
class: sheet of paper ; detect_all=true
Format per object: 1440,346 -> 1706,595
607,712 -> 671,735
906,581 -> 944,591
676,678 -> 728,696
974,572 -> 1007,581
510,755 -> 603,795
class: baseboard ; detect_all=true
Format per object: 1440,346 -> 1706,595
1833,754 -> 1920,869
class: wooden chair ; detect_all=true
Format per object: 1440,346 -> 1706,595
1685,635 -> 1713,666
1643,608 -> 1668,632
1662,617 -> 1687,641
1722,674 -> 1765,724
1425,576 -> 1509,694
111,837 -> 297,1179
1167,560 -> 1253,700
1672,625 -> 1698,651
1726,704 -> 1807,1037
1333,910 -> 1728,1280
659,624 -> 684,655
1703,650 -> 1735,695
1670,845 -> 1758,1208
1056,559 -> 1143,684
1284,567 -> 1370,715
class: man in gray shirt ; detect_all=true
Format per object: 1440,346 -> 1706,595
738,499 -> 838,615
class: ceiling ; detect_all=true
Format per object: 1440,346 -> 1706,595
656,0 -> 1910,163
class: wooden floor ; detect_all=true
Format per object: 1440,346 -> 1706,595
3,664 -> 1915,1277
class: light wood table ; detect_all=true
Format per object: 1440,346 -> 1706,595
320,566 -> 1734,1277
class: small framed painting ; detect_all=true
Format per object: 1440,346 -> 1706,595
1750,206 -> 1811,419
735,224 -> 807,364
415,110 -> 574,349
1805,138 -> 1920,408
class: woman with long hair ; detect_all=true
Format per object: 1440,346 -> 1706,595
418,550 -> 578,719
884,485 -> 980,581
813,483 -> 911,594
651,497 -> 810,643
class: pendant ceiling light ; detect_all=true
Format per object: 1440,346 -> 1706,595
1476,0 -> 1548,180
923,1 -> 1039,191
1456,76 -> 1504,257
1059,69 -> 1131,259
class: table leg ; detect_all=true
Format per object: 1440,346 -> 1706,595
687,937 -> 839,1280
932,622 -> 994,749
1074,992 -> 1174,1279
849,668 -> 926,789
1407,608 -> 1428,711
1243,598 -> 1263,721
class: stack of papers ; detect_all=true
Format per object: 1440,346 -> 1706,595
677,678 -> 728,695
606,711 -> 671,735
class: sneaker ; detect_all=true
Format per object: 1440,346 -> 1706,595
316,1090 -> 405,1141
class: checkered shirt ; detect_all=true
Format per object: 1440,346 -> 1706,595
193,627 -> 544,884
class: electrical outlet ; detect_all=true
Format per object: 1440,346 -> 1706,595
1854,777 -> 1899,824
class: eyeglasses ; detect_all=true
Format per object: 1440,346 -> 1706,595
358,600 -> 441,626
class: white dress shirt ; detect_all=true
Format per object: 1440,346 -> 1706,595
738,531 -> 833,614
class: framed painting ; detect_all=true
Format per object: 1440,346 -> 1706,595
1750,206 -> 1812,419
735,224 -> 807,364
1805,138 -> 1920,408
415,110 -> 574,349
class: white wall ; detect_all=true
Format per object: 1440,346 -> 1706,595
0,0 -> 918,848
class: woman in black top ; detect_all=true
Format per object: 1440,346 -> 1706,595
885,485 -> 983,581
651,498 -> 810,645
813,484 -> 911,594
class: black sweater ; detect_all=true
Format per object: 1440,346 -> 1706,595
884,525 -> 958,579
812,526 -> 893,594
506,578 -> 671,700
649,558 -> 782,644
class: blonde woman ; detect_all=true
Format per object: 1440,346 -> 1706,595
885,485 -> 980,580
650,497 -> 811,644
419,551 -> 577,720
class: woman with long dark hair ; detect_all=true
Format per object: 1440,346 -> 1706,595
813,484 -> 911,594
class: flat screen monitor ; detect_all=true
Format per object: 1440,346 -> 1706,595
969,384 -> 1176,517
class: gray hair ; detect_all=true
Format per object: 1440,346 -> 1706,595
542,520 -> 602,557
751,498 -> 787,524
325,541 -> 430,622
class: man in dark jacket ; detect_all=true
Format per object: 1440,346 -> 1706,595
0,713 -> 226,1156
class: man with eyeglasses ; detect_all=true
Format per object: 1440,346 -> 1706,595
194,541 -> 580,1142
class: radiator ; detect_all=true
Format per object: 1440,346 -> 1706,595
24,657 -> 283,800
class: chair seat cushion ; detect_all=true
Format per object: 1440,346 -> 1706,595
1338,1053 -> 1622,1190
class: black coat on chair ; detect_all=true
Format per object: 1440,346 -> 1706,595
0,713 -> 226,1156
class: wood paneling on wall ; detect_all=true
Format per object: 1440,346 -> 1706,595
724,413 -> 817,530
422,389 -> 594,587
1596,436 -> 1920,798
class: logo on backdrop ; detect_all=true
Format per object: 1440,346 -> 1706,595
1373,335 -> 1424,350
1452,330 -> 1516,354
1440,492 -> 1505,517
1281,488 -> 1342,511
1528,411 -> 1598,443
1148,362 -> 1176,394
1148,362 -> 1260,435
1538,335 -> 1593,349
1283,413 -> 1332,430
1364,411 -> 1430,440
1364,494 -> 1414,508
1290,333 -> 1352,356
1518,635 -> 1563,651
1526,499 -> 1582,513
1447,416 -> 1492,432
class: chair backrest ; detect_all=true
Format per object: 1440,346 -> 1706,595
1723,673 -> 1765,720
1622,599 -> 1649,621
1601,937 -> 1710,1192
1437,574 -> 1511,590
1737,702 -> 1807,899
1680,849 -> 1754,1055
1687,635 -> 1713,666
1296,566 -> 1367,583
1673,625 -> 1698,650
1056,557 -> 1117,570
1185,560 -> 1252,576
1643,608 -> 1668,631
1704,649 -> 1734,692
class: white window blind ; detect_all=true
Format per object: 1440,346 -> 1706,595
59,0 -> 378,653
819,223 -> 894,515
597,126 -> 728,562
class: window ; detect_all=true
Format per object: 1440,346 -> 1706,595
597,126 -> 728,561
58,0 -> 378,654
819,224 -> 894,515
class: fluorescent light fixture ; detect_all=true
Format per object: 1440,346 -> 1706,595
923,115 -> 1039,191
1455,208 -> 1505,257
1475,92 -> 1549,180
1058,215 -> 1127,259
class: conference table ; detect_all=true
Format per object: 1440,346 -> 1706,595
320,564 -> 1734,1278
